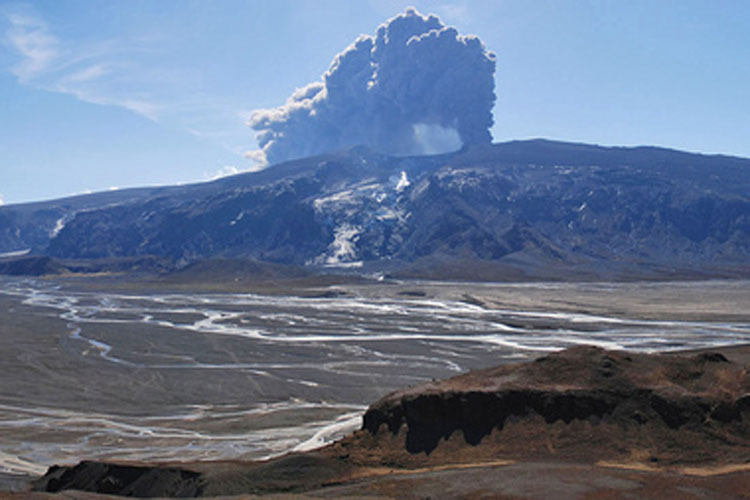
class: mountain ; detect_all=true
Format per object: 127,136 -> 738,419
0,187 -> 174,256
1,139 -> 749,280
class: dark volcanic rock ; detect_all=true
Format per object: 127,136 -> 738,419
0,187 -> 170,255
0,254 -> 173,276
2,140 -> 749,279
360,346 -> 750,461
0,256 -> 65,276
36,461 -> 202,497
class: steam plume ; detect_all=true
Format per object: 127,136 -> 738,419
248,8 -> 496,165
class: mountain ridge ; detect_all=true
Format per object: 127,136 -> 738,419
1,139 -> 748,280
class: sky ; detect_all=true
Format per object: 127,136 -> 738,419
1,0 -> 748,205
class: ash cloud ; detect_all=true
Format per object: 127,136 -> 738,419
248,8 -> 496,165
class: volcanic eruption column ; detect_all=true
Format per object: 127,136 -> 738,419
249,8 -> 497,165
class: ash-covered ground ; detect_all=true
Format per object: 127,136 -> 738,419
1,277 -> 748,481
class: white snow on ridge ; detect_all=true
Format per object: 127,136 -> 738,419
307,223 -> 365,268
375,207 -> 399,221
395,171 -> 410,192
313,189 -> 357,211
229,211 -> 246,226
327,260 -> 364,269
0,249 -> 30,258
50,216 -> 67,238
326,224 -> 361,265
309,172 -> 414,265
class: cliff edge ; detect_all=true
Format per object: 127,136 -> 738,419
29,346 -> 750,498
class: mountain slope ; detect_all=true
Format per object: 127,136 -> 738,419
2,140 -> 749,279
0,186 -> 177,255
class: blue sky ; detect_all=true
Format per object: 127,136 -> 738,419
1,0 -> 748,204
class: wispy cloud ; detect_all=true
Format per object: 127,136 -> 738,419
211,165 -> 240,180
434,3 -> 471,25
0,193 -> 5,206
1,3 -> 254,158
63,63 -> 109,84
207,162 -> 265,181
2,4 -> 164,119
4,8 -> 59,81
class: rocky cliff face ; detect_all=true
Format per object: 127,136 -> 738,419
31,346 -> 750,498
361,346 -> 749,463
0,187 -> 170,255
2,140 -> 749,278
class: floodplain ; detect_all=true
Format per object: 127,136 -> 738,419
1,276 -> 748,483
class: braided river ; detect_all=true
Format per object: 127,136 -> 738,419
1,277 -> 748,476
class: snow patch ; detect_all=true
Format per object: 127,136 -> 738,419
313,189 -> 356,211
328,260 -> 364,269
395,171 -> 410,192
309,175 -> 414,264
376,207 -> 399,221
0,249 -> 30,258
229,211 -> 245,226
50,216 -> 67,238
310,224 -> 363,267
327,224 -> 361,265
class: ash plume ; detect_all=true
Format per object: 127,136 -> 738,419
248,8 -> 496,165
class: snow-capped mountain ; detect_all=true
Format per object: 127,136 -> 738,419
1,140 -> 749,279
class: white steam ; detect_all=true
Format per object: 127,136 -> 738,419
248,8 -> 496,165
412,123 -> 462,155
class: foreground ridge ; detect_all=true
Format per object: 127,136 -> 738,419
29,346 -> 750,498
360,346 -> 749,460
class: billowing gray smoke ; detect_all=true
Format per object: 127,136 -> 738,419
248,8 -> 496,165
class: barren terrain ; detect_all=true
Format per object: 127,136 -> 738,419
0,277 -> 748,498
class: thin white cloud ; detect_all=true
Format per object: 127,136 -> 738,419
207,162 -> 266,181
2,5 -> 164,121
2,4 -> 253,158
434,3 -> 470,25
4,9 -> 59,81
63,63 -> 109,84
0,194 -> 5,205
211,165 -> 240,179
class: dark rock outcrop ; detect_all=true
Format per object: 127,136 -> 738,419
0,256 -> 65,276
37,461 -> 202,497
361,346 -> 750,459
